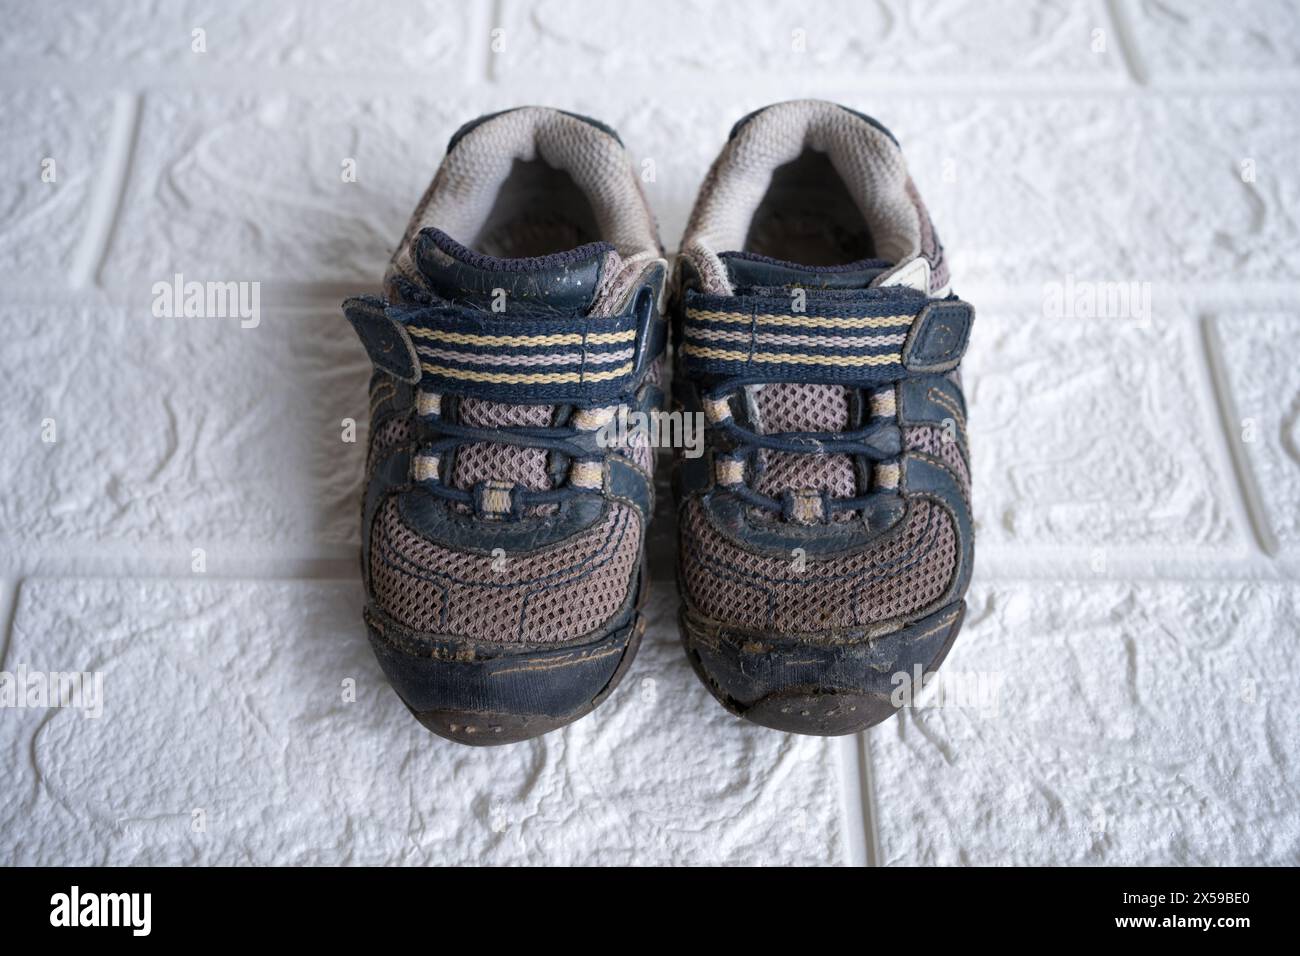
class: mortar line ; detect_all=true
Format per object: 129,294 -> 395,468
0,578 -> 21,669
0,554 -> 361,583
1103,0 -> 1149,86
860,732 -> 883,866
842,732 -> 883,866
1197,314 -> 1279,556
835,735 -> 869,866
70,91 -> 140,290
3,62 -> 1298,99
484,0 -> 506,83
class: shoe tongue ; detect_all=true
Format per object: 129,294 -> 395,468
414,227 -> 613,313
718,251 -> 893,292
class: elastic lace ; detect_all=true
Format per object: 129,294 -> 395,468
704,380 -> 902,515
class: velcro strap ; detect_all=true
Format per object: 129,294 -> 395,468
903,299 -> 974,372
344,295 -> 420,383
345,294 -> 662,405
681,288 -> 971,385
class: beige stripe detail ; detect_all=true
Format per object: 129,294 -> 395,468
789,491 -> 823,525
875,462 -> 901,490
569,460 -> 604,489
572,406 -> 617,430
407,327 -> 635,347
416,389 -> 441,417
687,308 -> 913,330
416,345 -> 634,366
681,344 -> 901,368
870,388 -> 896,418
715,458 -> 745,486
481,482 -> 513,515
421,362 -> 633,385
413,454 -> 440,483
687,326 -> 908,349
703,396 -> 732,423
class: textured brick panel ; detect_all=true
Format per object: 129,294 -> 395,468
0,90 -> 113,282
494,0 -> 1123,80
869,580 -> 1300,865
0,0 -> 471,74
1122,0 -> 1300,80
103,93 -> 464,283
0,305 -> 369,546
966,312 -> 1240,550
0,577 -> 845,865
1213,312 -> 1300,550
893,96 -> 1300,286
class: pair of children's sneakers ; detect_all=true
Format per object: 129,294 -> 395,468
345,100 -> 973,745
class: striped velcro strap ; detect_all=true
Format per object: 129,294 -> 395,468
681,288 -> 970,386
396,303 -> 642,404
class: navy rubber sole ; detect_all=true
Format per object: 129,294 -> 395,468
679,600 -> 966,735
366,607 -> 644,746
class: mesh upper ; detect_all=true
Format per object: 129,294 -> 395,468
452,400 -> 554,494
680,497 -> 957,634
370,497 -> 641,643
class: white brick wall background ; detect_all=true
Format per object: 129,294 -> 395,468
1,0 -> 1297,866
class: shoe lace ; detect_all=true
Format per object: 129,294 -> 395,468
703,379 -> 902,518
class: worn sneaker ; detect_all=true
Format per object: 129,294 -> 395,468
671,101 -> 973,735
344,107 -> 666,745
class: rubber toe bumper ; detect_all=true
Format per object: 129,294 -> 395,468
680,600 -> 966,735
366,607 -> 644,746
